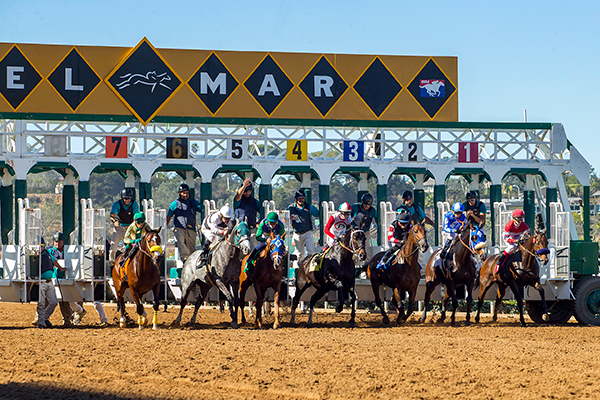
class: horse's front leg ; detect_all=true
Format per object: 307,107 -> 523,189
475,273 -> 494,323
394,288 -> 405,325
115,281 -> 128,328
493,284 -> 507,322
439,288 -> 451,324
213,278 -> 238,328
465,281 -> 474,326
255,286 -> 265,329
130,290 -> 146,330
239,278 -> 252,325
370,274 -> 389,325
420,280 -> 438,323
404,287 -> 418,323
308,287 -> 328,325
347,285 -> 356,328
335,285 -> 345,313
152,283 -> 160,330
534,281 -> 549,322
273,280 -> 282,329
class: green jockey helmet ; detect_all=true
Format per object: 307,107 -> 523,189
266,212 -> 279,222
134,212 -> 146,223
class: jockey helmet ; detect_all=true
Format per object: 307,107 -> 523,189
361,193 -> 373,206
178,183 -> 190,193
397,211 -> 411,224
266,212 -> 279,222
121,188 -> 133,199
294,188 -> 306,199
220,204 -> 233,219
339,202 -> 351,214
402,190 -> 413,200
512,209 -> 525,219
452,202 -> 465,213
466,190 -> 478,200
134,212 -> 146,223
52,232 -> 63,242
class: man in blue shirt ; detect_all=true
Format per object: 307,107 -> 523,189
234,177 -> 261,248
37,237 -> 67,329
167,183 -> 202,262
287,188 -> 319,263
463,190 -> 487,230
397,190 -> 435,227
109,188 -> 139,264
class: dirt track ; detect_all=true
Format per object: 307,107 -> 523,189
1,302 -> 599,399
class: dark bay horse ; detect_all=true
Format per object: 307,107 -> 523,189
367,222 -> 428,325
172,220 -> 250,328
289,225 -> 367,328
239,234 -> 286,329
475,227 -> 550,327
420,223 -> 487,326
112,228 -> 163,330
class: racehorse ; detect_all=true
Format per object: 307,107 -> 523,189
475,224 -> 550,327
420,223 -> 487,326
289,224 -> 367,328
172,220 -> 250,328
238,234 -> 286,329
367,222 -> 429,325
112,229 -> 163,330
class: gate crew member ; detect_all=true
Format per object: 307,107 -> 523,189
199,204 -> 234,266
167,183 -> 202,263
351,193 -> 378,261
497,209 -> 529,278
378,211 -> 412,269
397,190 -> 434,227
463,190 -> 486,230
234,177 -> 261,248
36,237 -> 67,329
323,202 -> 353,246
110,188 -> 139,263
287,189 -> 319,263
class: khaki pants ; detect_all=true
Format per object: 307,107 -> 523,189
292,231 -> 315,263
174,227 -> 197,262
110,225 -> 127,263
37,280 -> 58,326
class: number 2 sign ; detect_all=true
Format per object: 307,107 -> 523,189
458,142 -> 478,163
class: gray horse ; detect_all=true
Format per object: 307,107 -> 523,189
172,220 -> 251,328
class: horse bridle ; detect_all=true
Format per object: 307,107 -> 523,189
268,237 -> 285,270
138,232 -> 162,267
519,232 -> 548,262
340,229 -> 367,260
403,224 -> 427,258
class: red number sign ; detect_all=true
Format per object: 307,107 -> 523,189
458,142 -> 478,163
106,136 -> 128,158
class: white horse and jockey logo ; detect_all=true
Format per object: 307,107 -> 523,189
116,71 -> 173,92
419,79 -> 445,97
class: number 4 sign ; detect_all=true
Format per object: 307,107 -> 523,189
458,142 -> 478,163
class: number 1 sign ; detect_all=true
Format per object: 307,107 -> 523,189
458,142 -> 478,163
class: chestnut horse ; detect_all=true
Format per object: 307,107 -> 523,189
420,223 -> 487,326
112,229 -> 163,330
290,225 -> 367,328
475,227 -> 550,327
367,222 -> 428,325
239,234 -> 286,329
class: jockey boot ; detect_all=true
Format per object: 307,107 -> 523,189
496,251 -> 507,274
439,240 -> 450,260
198,242 -> 210,267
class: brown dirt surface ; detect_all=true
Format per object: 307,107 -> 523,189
1,302 -> 599,399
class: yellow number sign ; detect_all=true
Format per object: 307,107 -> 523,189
286,140 -> 307,161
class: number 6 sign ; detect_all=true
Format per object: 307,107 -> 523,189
458,142 -> 478,163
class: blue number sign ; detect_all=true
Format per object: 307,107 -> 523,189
343,140 -> 364,162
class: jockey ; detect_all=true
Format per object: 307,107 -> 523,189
439,202 -> 467,263
199,204 -> 233,265
379,211 -> 412,269
397,190 -> 435,227
497,209 -> 529,275
324,202 -> 353,247
120,212 -> 152,267
246,212 -> 285,271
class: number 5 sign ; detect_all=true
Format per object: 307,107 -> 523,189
458,142 -> 478,163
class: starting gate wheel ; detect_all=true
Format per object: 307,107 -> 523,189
525,300 -> 573,324
573,276 -> 600,325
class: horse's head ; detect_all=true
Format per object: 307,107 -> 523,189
347,226 -> 368,264
142,228 -> 163,262
469,225 -> 488,262
531,228 -> 549,266
232,220 -> 251,256
268,234 -> 286,270
410,222 -> 429,253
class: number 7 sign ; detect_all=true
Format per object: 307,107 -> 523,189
458,142 -> 478,163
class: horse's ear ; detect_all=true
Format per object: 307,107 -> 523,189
156,227 -> 162,234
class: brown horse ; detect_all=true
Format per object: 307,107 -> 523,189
420,223 -> 486,326
239,234 -> 286,329
367,222 -> 428,325
290,225 -> 367,327
475,228 -> 550,327
112,229 -> 163,329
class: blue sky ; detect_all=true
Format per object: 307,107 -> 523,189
3,0 -> 599,174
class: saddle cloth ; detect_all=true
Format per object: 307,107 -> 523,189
118,258 -> 131,282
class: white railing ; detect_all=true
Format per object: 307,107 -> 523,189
437,201 -> 450,245
550,202 -> 570,278
494,202 -> 512,247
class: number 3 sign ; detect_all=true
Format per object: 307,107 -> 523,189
458,142 -> 478,163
